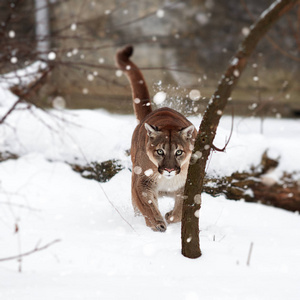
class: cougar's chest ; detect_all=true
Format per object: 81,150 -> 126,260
156,170 -> 187,192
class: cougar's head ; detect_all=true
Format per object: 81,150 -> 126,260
145,123 -> 195,179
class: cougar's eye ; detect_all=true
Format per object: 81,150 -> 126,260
175,150 -> 183,156
156,149 -> 164,156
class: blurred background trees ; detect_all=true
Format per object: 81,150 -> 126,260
0,0 -> 299,117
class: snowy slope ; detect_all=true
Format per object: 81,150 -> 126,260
1,80 -> 300,299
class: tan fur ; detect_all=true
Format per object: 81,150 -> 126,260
116,46 -> 197,232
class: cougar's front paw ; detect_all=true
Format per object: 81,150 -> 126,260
165,211 -> 181,224
148,221 -> 167,232
146,218 -> 167,232
152,221 -> 167,232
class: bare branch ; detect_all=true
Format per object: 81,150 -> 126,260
240,0 -> 300,62
212,108 -> 234,152
0,66 -> 53,125
0,239 -> 61,262
247,242 -> 254,266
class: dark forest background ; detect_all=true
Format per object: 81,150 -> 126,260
1,0 -> 299,117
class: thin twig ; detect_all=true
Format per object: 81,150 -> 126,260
0,239 -> 61,262
0,66 -> 52,125
212,107 -> 234,152
0,201 -> 41,212
97,183 -> 139,235
247,242 -> 254,266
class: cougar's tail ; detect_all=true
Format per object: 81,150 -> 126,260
115,45 -> 152,122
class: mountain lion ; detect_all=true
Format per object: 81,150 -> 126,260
116,45 -> 196,232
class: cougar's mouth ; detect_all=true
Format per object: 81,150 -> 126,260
163,170 -> 176,179
159,167 -> 180,179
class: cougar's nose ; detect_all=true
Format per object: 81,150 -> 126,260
164,168 -> 175,173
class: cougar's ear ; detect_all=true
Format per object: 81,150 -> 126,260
145,123 -> 160,138
180,125 -> 195,140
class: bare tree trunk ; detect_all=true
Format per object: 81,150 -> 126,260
35,0 -> 50,59
181,0 -> 300,259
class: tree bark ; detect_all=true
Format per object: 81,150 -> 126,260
181,0 -> 300,259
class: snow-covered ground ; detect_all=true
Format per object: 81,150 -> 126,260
1,70 -> 300,299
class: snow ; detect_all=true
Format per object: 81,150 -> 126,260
47,51 -> 56,60
189,89 -> 201,101
115,69 -> 123,77
144,169 -> 154,176
231,57 -> 239,66
70,23 -> 77,31
156,9 -> 165,18
153,91 -> 167,105
8,30 -> 15,38
10,57 -> 18,64
0,67 -> 300,299
241,27 -> 250,37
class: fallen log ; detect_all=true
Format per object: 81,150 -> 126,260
203,151 -> 300,212
70,159 -> 124,183
1,151 -> 298,212
55,152 -> 300,213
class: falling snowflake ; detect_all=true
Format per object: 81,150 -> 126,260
189,89 -> 201,101
231,58 -> 239,66
48,52 -> 56,60
10,57 -> 18,64
8,30 -> 15,38
87,74 -> 94,81
144,169 -> 153,176
186,237 -> 192,243
133,166 -> 142,175
52,96 -> 66,109
192,151 -> 202,163
242,27 -> 250,36
153,91 -> 167,105
70,23 -> 77,31
156,9 -> 165,18
194,194 -> 201,204
115,70 -> 123,77
233,69 -> 240,77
